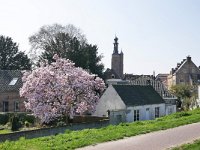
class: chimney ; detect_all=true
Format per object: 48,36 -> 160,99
153,70 -> 155,77
187,56 -> 191,61
171,68 -> 175,74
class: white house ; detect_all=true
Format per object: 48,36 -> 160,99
197,85 -> 200,106
94,85 -> 166,124
124,75 -> 177,115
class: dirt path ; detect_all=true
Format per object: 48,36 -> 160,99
77,122 -> 200,150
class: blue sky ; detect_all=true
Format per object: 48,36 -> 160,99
1,0 -> 200,75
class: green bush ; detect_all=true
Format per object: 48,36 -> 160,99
24,121 -> 30,127
10,115 -> 22,131
0,113 -> 9,125
56,121 -> 66,127
0,113 -> 36,129
4,121 -> 11,129
24,114 -> 35,124
16,113 -> 35,125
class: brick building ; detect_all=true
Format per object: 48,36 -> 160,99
167,56 -> 200,89
0,70 -> 26,112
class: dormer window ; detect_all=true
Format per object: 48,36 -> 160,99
9,78 -> 18,85
111,74 -> 115,79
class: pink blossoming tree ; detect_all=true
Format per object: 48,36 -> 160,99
20,54 -> 105,124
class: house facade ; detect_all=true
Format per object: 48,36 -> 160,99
0,70 -> 26,112
124,74 -> 177,114
94,85 -> 166,124
156,73 -> 169,88
167,56 -> 200,89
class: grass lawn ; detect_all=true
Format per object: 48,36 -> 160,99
0,109 -> 200,150
0,129 -> 11,134
0,127 -> 39,135
172,139 -> 200,150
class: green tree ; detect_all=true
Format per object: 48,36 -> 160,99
170,84 -> 198,110
29,24 -> 104,77
170,84 -> 192,99
0,35 -> 32,70
82,44 -> 104,77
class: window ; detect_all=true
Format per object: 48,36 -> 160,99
14,101 -> 20,112
155,107 -> 160,118
134,109 -> 139,121
111,74 -> 115,79
9,78 -> 18,85
3,101 -> 9,112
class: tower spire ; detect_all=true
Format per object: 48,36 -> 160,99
113,36 -> 119,54
111,36 -> 124,79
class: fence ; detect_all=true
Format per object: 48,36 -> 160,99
0,119 -> 109,142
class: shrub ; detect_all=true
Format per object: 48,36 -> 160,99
56,121 -> 66,127
0,113 -> 9,125
0,113 -> 36,130
14,113 -> 36,126
24,121 -> 30,127
10,115 -> 22,131
4,122 -> 11,129
23,114 -> 35,124
16,113 -> 35,124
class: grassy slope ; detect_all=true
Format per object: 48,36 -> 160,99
173,139 -> 200,150
1,109 -> 200,150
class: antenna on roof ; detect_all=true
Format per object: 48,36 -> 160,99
153,71 -> 155,77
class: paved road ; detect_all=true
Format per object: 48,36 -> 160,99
77,122 -> 200,150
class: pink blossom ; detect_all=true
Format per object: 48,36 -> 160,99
20,54 -> 105,123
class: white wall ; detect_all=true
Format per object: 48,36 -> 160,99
165,105 -> 176,115
93,85 -> 126,117
198,85 -> 200,99
198,85 -> 200,106
94,85 -> 167,123
109,110 -> 126,125
126,103 -> 165,122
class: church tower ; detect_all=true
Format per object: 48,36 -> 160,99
111,36 -> 124,79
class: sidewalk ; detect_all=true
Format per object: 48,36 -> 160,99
77,122 -> 200,150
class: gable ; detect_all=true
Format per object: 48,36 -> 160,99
94,85 -> 126,116
112,85 -> 165,106
174,57 -> 200,75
